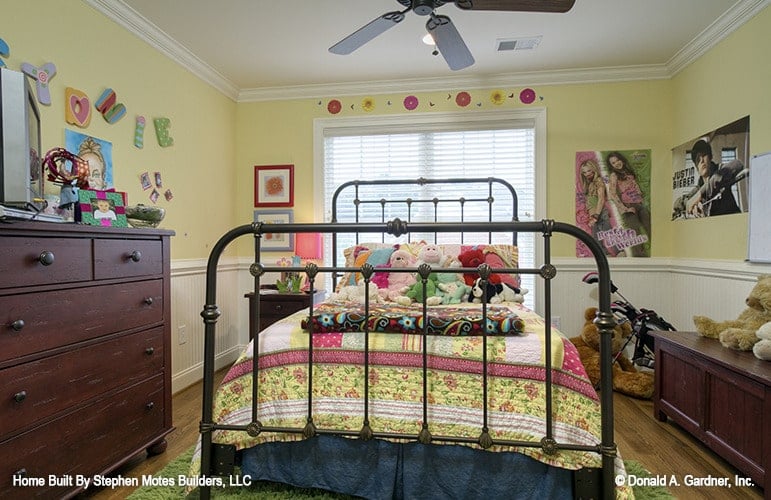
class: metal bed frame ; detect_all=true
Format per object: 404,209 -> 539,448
198,178 -> 618,499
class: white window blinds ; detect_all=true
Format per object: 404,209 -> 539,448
318,113 -> 538,308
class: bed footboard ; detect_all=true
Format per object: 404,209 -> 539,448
198,216 -> 618,500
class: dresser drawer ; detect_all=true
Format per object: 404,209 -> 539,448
0,375 -> 166,498
94,239 -> 163,279
0,327 -> 164,438
0,280 -> 163,363
0,237 -> 92,289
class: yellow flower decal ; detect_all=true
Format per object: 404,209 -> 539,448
490,90 -> 506,105
362,97 -> 375,112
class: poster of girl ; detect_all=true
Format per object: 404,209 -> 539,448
575,150 -> 652,257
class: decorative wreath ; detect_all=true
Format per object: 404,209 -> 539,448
43,147 -> 90,189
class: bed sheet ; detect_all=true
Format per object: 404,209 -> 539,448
190,301 -> 629,495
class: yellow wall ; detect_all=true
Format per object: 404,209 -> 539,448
669,6 -> 771,259
3,0 -> 238,259
236,82 -> 674,258
6,2 -> 769,262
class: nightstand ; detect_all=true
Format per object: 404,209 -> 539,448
245,289 -> 326,339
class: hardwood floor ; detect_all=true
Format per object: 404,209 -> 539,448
79,374 -> 764,500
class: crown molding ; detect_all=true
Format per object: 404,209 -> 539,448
236,64 -> 671,102
91,0 -> 768,103
666,0 -> 770,76
83,0 -> 240,101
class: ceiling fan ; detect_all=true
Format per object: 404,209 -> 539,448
329,0 -> 576,71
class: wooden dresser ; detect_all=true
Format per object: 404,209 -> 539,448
0,221 -> 174,498
653,330 -> 770,494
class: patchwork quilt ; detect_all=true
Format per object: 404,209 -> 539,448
190,302 -> 630,497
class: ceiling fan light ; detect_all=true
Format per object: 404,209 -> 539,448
422,33 -> 436,45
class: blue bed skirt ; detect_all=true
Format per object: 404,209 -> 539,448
239,435 -> 573,500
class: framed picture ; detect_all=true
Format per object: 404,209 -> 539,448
254,164 -> 294,207
254,209 -> 294,251
78,189 -> 128,227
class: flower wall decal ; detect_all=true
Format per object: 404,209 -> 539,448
403,95 -> 419,110
327,99 -> 342,115
519,88 -> 536,104
361,97 -> 375,112
490,90 -> 505,105
455,91 -> 471,107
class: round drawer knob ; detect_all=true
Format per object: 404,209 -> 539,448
13,391 -> 27,403
273,304 -> 283,312
144,297 -> 154,305
10,319 -> 25,331
145,402 -> 155,411
145,347 -> 155,355
38,251 -> 55,266
129,250 -> 142,262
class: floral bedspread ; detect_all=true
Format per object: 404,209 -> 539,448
301,302 -> 526,336
190,302 -> 629,495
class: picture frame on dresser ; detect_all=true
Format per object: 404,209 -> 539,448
78,189 -> 128,227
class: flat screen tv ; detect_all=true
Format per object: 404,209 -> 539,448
0,67 -> 43,211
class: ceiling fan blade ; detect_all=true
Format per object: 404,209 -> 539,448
427,14 -> 475,71
454,0 -> 576,13
329,10 -> 407,55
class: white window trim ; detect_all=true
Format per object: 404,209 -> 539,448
312,108 -> 547,313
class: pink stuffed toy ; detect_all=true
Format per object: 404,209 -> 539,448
377,249 -> 416,302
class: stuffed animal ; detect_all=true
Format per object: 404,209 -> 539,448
436,277 -> 470,304
468,278 -> 524,304
376,249 -> 417,302
569,307 -> 654,399
328,281 -> 381,304
458,248 -> 488,286
693,274 -> 771,351
753,322 -> 771,361
401,274 -> 443,306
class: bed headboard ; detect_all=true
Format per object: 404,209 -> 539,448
329,177 -> 520,285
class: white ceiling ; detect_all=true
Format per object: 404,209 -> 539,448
89,0 -> 768,101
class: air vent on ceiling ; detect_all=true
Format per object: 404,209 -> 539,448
496,36 -> 542,52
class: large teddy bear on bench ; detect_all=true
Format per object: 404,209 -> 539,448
693,274 -> 771,353
569,307 -> 654,399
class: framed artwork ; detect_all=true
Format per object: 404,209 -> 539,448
254,209 -> 294,251
254,164 -> 294,207
78,189 -> 128,227
65,129 -> 114,190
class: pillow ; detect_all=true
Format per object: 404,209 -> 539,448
336,241 -> 520,292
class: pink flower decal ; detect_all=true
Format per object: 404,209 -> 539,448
519,88 -> 536,104
455,91 -> 471,107
403,95 -> 419,110
327,99 -> 342,114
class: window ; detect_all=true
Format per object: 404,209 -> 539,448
313,110 -> 546,310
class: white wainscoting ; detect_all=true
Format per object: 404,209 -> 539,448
169,257 -> 771,393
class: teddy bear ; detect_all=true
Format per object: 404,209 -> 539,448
693,274 -> 771,351
328,281 -> 381,304
401,273 -> 443,306
568,307 -> 654,399
753,322 -> 771,361
375,249 -> 417,303
458,248 -> 490,286
436,273 -> 471,304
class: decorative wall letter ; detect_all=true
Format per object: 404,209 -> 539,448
94,88 -> 126,123
20,61 -> 57,105
64,87 -> 92,128
0,38 -> 9,67
153,117 -> 174,147
134,116 -> 146,148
